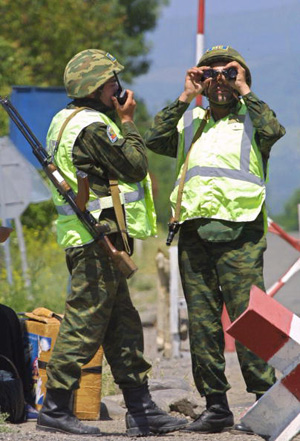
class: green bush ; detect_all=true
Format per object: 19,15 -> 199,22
0,225 -> 68,314
0,413 -> 11,433
0,221 -> 170,315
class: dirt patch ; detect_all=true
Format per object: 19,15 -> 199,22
1,327 -> 299,441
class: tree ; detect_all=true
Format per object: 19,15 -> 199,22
0,0 -> 168,133
273,188 -> 300,231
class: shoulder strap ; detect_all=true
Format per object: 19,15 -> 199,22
173,109 -> 210,223
55,107 -> 130,255
109,179 -> 132,255
53,106 -> 90,157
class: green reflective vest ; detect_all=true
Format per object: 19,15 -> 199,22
170,102 -> 266,223
47,108 -> 157,248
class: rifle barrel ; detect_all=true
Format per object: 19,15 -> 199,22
0,96 -> 49,165
0,96 -> 138,278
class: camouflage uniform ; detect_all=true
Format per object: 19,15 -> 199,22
46,96 -> 152,391
145,92 -> 285,397
39,50 -> 187,438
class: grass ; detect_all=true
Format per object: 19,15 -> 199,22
129,227 -> 172,312
0,413 -> 11,433
0,226 -> 69,313
0,224 -> 171,315
101,358 -> 120,397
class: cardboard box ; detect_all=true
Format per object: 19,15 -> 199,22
24,307 -> 103,420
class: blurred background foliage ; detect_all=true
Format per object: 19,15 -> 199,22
0,223 -> 170,314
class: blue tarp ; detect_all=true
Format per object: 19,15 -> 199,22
9,86 -> 69,168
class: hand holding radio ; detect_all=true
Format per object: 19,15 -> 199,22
112,88 -> 136,124
113,71 -> 128,105
111,70 -> 137,123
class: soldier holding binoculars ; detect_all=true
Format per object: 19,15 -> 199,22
145,45 -> 286,434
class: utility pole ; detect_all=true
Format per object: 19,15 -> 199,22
196,0 -> 205,106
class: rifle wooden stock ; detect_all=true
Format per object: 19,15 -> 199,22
44,162 -> 138,278
0,96 -> 138,279
98,235 -> 138,279
75,172 -> 90,212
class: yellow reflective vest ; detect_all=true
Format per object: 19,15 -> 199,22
170,102 -> 266,223
47,108 -> 157,248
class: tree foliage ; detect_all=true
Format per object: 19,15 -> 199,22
273,188 -> 300,231
0,0 -> 168,133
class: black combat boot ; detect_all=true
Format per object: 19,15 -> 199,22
183,393 -> 234,433
122,383 -> 187,436
36,389 -> 101,436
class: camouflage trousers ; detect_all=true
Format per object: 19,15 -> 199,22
46,239 -> 152,391
178,223 -> 276,397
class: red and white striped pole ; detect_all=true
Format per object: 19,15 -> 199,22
267,217 -> 300,297
268,217 -> 300,252
267,257 -> 300,298
196,0 -> 205,107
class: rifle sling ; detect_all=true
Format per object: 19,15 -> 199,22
55,106 -> 131,255
173,109 -> 209,223
109,179 -> 132,255
54,107 -> 90,157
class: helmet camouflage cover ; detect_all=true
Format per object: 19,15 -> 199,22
64,49 -> 124,98
197,45 -> 252,87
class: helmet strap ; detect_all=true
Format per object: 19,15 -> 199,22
208,96 -> 238,108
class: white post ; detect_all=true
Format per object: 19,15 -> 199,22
0,158 -> 13,284
134,238 -> 143,260
15,216 -> 31,287
2,218 -> 13,285
169,246 -> 181,358
196,0 -> 205,107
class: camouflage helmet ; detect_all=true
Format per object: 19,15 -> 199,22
64,49 -> 124,98
197,45 -> 251,87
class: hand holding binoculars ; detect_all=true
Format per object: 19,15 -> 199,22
201,67 -> 237,82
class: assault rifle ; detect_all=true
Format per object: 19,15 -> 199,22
0,97 -> 138,279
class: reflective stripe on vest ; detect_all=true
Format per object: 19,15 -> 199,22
171,104 -> 266,223
56,182 -> 144,215
47,108 -> 157,248
175,112 -> 263,187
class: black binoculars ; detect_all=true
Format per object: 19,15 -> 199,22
201,67 -> 237,82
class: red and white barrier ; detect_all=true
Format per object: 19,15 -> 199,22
227,286 -> 300,441
223,218 -> 300,351
268,217 -> 300,252
267,217 -> 300,298
267,257 -> 300,298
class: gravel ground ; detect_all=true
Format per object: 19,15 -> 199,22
1,327 -> 299,441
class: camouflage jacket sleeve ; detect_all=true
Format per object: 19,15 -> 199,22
72,120 -> 148,195
243,92 -> 286,160
144,99 -> 190,158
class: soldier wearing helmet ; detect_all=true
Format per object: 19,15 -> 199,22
145,45 -> 285,434
37,49 -> 187,436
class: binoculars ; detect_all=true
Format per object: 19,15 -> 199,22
201,67 -> 237,82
